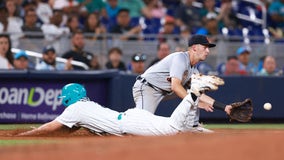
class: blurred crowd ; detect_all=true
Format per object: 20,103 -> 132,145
0,0 -> 284,76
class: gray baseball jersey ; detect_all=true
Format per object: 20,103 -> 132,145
55,95 -> 199,136
142,51 -> 199,92
133,51 -> 199,114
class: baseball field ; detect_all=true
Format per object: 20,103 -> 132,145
0,124 -> 284,160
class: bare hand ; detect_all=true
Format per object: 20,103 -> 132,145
198,101 -> 214,112
130,26 -> 142,34
224,105 -> 232,115
65,58 -> 73,70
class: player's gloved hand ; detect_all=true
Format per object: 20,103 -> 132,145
228,98 -> 253,122
189,74 -> 225,96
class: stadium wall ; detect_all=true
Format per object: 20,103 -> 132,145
0,70 -> 283,123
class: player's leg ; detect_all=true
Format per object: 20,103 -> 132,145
119,108 -> 179,136
169,93 -> 198,130
169,93 -> 213,133
119,94 -> 212,136
132,80 -> 164,113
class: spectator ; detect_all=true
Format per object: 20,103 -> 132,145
41,10 -> 70,54
36,46 -> 73,71
158,15 -> 179,43
105,47 -> 126,71
50,0 -> 82,28
162,0 -> 182,8
200,0 -> 218,20
13,50 -> 30,70
22,1 -> 37,14
66,14 -> 82,34
118,0 -> 151,18
102,0 -> 120,30
236,46 -> 256,75
268,0 -> 284,29
89,54 -> 101,70
257,56 -> 282,76
195,12 -> 220,42
35,0 -> 53,24
105,0 -> 121,19
268,0 -> 284,38
83,13 -> 106,40
200,0 -> 231,30
1,1 -> 23,47
109,8 -> 142,40
11,0 -> 23,21
76,0 -> 106,18
144,0 -> 167,19
0,7 -> 9,34
62,30 -> 93,70
217,0 -> 239,29
148,42 -> 170,67
223,55 -> 247,76
129,53 -> 147,74
0,34 -> 13,69
50,0 -> 80,14
174,0 -> 202,33
21,8 -> 43,39
6,0 -> 23,26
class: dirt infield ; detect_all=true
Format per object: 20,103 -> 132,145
0,129 -> 284,160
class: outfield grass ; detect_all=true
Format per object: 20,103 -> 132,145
0,140 -> 51,146
0,124 -> 41,130
0,124 -> 53,146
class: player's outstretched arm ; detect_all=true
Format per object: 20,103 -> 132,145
17,120 -> 79,136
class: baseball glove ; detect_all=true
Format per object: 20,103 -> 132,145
189,74 -> 225,96
228,98 -> 253,122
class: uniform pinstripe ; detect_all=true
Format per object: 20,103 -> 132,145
55,95 -> 198,136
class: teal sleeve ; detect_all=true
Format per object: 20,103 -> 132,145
268,2 -> 280,14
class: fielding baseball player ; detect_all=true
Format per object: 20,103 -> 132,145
133,35 -> 233,132
18,79 -> 234,136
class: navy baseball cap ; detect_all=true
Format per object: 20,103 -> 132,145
43,45 -> 55,54
14,50 -> 28,59
188,35 -> 216,48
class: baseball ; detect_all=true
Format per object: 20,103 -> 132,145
263,103 -> 272,110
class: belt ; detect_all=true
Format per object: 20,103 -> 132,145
137,76 -> 171,95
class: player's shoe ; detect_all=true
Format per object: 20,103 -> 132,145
190,123 -> 214,133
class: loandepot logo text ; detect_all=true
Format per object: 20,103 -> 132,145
0,87 -> 62,111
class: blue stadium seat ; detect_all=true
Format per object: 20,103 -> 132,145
227,28 -> 242,36
237,1 -> 264,29
216,62 -> 226,75
197,62 -> 214,75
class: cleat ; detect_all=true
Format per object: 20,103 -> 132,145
190,123 -> 214,133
